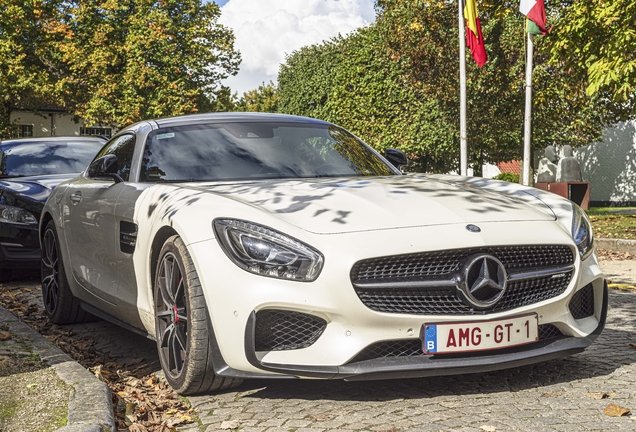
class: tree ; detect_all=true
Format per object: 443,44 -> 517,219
376,0 -> 631,173
54,0 -> 241,127
236,81 -> 279,113
279,27 -> 459,172
279,1 -> 628,174
0,0 -> 64,136
550,0 -> 636,116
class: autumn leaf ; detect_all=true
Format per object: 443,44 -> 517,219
586,392 -> 615,400
604,403 -> 631,417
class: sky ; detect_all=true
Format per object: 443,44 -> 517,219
209,0 -> 376,95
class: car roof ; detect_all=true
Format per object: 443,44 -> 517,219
0,136 -> 107,147
151,112 -> 331,128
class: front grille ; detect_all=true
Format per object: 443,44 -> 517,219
352,245 -> 574,315
355,272 -> 572,315
351,339 -> 423,362
350,324 -> 565,362
254,310 -> 327,351
352,245 -> 574,283
569,284 -> 595,319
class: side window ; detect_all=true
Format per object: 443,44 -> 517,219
93,134 -> 136,181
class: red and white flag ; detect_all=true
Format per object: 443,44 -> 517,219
519,0 -> 547,33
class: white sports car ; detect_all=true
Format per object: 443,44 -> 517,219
40,113 -> 606,394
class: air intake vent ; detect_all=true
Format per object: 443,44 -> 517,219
254,310 -> 326,351
569,284 -> 595,319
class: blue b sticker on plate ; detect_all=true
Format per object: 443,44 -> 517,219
424,325 -> 437,353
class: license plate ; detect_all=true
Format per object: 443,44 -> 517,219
423,314 -> 539,354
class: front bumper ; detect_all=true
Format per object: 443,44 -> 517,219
187,220 -> 607,380
0,223 -> 40,269
239,282 -> 607,380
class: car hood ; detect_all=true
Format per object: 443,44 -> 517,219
190,175 -> 556,234
0,173 -> 79,205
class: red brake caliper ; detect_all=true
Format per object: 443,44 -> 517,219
173,305 -> 179,323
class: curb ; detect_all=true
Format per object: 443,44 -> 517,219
0,305 -> 115,432
595,238 -> 636,254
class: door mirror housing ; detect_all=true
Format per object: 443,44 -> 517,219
87,154 -> 124,183
385,148 -> 408,170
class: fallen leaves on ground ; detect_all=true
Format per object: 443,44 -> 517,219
586,392 -> 615,399
608,283 -> 636,292
0,284 -> 194,431
0,331 -> 11,341
603,403 -> 631,417
629,343 -> 636,349
596,249 -> 635,261
480,426 -> 496,432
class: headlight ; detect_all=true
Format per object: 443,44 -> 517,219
0,204 -> 38,225
213,219 -> 324,282
571,204 -> 593,260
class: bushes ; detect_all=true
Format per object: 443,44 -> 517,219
493,172 -> 519,183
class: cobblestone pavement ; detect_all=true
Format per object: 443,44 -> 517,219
6,264 -> 636,432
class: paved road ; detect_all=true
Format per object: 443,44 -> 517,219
6,272 -> 636,431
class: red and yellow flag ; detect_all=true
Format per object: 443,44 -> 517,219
464,0 -> 487,67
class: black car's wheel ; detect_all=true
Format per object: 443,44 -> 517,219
154,235 -> 242,395
0,268 -> 11,283
41,220 -> 92,324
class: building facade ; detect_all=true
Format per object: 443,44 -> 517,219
8,109 -> 113,138
485,121 -> 636,207
575,120 -> 636,207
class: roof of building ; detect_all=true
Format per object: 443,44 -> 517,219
497,160 -> 521,175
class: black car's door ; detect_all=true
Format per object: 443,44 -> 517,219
63,134 -> 136,312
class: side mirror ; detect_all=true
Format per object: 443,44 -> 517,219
385,148 -> 408,170
87,154 -> 124,183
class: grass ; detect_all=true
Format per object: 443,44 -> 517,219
586,207 -> 636,240
0,399 -> 18,422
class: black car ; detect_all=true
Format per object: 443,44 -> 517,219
0,136 -> 106,280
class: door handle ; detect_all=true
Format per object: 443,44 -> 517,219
70,192 -> 82,203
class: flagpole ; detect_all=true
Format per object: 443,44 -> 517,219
458,1 -> 468,176
522,30 -> 533,186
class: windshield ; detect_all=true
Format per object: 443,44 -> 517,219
0,140 -> 104,178
140,122 -> 396,182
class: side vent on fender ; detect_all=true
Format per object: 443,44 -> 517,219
120,221 -> 138,254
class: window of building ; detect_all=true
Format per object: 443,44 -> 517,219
80,127 -> 112,138
17,125 -> 33,137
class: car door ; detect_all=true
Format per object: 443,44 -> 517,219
63,133 -> 136,311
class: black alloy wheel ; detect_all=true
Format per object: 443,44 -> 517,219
41,227 -> 60,315
40,220 -> 92,324
155,250 -> 189,377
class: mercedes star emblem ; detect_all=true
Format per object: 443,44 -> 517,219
459,254 -> 508,309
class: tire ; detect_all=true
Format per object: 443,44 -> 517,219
0,268 -> 12,283
41,220 -> 93,324
154,235 -> 242,395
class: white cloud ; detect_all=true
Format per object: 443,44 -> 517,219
218,0 -> 376,95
